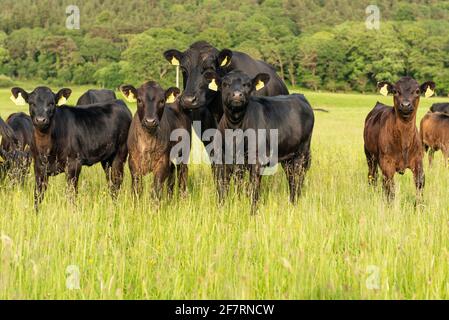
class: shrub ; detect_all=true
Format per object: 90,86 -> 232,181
0,74 -> 14,88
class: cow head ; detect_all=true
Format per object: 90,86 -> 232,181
378,77 -> 435,121
206,70 -> 270,111
10,87 -> 71,132
120,82 -> 180,133
163,41 -> 233,110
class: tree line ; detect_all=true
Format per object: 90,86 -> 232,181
1,0 -> 449,95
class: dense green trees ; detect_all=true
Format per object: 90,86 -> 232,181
0,0 -> 449,94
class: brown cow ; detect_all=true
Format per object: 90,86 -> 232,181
364,77 -> 435,201
420,112 -> 449,166
120,82 -> 191,199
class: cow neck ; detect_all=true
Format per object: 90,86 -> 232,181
393,110 -> 419,152
137,118 -> 168,150
223,105 -> 247,129
33,124 -> 54,155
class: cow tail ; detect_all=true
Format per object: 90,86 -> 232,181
313,108 -> 329,113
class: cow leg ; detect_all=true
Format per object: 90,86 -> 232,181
17,154 -> 31,186
166,164 -> 176,198
153,160 -> 171,200
379,160 -> 395,202
282,160 -> 297,203
428,149 -> 435,167
104,145 -> 128,200
365,148 -> 378,186
34,162 -> 48,212
412,160 -> 425,204
214,164 -> 231,205
176,163 -> 189,197
442,148 -> 448,167
66,163 -> 81,204
249,164 -> 262,214
128,157 -> 143,199
295,152 -> 311,201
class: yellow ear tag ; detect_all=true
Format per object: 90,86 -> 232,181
380,84 -> 389,97
121,90 -> 137,103
255,80 -> 265,91
10,92 -> 26,106
425,87 -> 434,98
171,56 -> 180,66
57,96 -> 67,106
208,79 -> 218,92
220,56 -> 229,67
166,92 -> 176,104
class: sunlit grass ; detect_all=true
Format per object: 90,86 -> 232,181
1,85 -> 449,299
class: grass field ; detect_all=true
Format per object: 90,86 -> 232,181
1,83 -> 449,299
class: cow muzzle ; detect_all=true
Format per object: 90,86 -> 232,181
33,116 -> 50,130
180,95 -> 198,109
398,102 -> 414,117
142,117 -> 159,131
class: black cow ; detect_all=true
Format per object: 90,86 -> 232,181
430,103 -> 449,114
163,41 -> 289,144
0,113 -> 33,183
209,70 -> 314,213
76,89 -> 117,106
10,86 -> 132,210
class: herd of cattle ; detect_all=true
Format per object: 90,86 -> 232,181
0,41 -> 448,212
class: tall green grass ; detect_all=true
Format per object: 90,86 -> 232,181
1,85 -> 448,299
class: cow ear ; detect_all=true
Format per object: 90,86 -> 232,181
218,49 -> 232,68
377,81 -> 394,96
120,85 -> 138,103
55,88 -> 72,106
10,87 -> 29,106
204,71 -> 220,92
420,81 -> 436,98
252,73 -> 270,91
165,87 -> 181,104
164,49 -> 183,66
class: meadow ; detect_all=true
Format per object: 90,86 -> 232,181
0,83 -> 448,299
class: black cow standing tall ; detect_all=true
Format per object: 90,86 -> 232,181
76,89 -> 117,106
163,41 -> 289,142
209,71 -> 314,213
10,86 -> 132,210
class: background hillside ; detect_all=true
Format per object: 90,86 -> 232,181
1,0 -> 449,94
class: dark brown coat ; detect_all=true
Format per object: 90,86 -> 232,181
364,77 -> 435,200
420,112 -> 449,165
121,82 -> 191,198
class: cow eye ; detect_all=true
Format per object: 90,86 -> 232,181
222,82 -> 229,88
137,98 -> 142,104
415,89 -> 420,95
160,99 -> 165,104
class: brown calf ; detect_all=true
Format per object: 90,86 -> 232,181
420,112 -> 449,166
363,77 -> 435,201
120,82 -> 191,198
